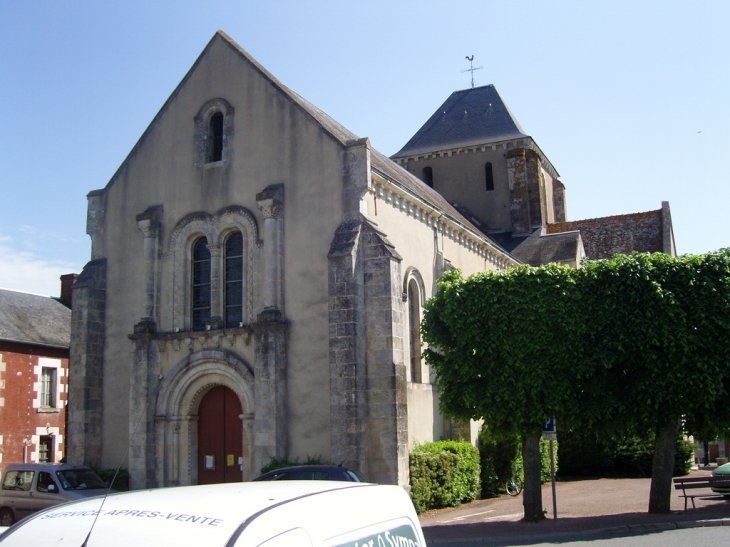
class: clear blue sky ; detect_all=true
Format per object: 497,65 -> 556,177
1,1 -> 728,296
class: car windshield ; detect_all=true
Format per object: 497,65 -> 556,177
56,469 -> 106,490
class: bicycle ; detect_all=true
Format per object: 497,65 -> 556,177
506,476 -> 523,496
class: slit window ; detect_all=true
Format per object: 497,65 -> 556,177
225,232 -> 244,328
422,166 -> 433,188
208,112 -> 224,163
485,162 -> 494,191
192,237 -> 211,331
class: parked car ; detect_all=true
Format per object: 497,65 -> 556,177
0,481 -> 425,546
711,461 -> 730,493
254,464 -> 369,482
0,463 -> 110,525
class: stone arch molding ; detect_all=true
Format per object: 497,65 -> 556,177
402,266 -> 426,305
194,97 -> 234,167
154,350 -> 255,486
165,206 -> 262,331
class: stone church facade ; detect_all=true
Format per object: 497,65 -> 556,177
68,31 -> 673,490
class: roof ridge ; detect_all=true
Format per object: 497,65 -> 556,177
550,208 -> 662,226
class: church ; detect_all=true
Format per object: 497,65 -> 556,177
67,31 -> 674,490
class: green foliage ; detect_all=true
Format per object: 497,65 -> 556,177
93,468 -> 129,491
558,430 -> 695,477
478,426 -> 520,498
259,455 -> 322,475
423,265 -> 587,437
478,426 -> 557,498
409,451 -> 459,513
511,439 -> 557,484
423,250 -> 730,514
409,440 -> 480,512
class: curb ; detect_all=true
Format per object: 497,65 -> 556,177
425,517 -> 730,545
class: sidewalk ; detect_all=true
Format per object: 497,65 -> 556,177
419,470 -> 730,545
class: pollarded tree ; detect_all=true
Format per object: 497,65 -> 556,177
423,250 -> 730,518
422,264 -> 588,522
579,250 -> 730,513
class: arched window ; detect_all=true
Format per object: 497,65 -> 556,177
485,162 -> 494,191
192,237 -> 211,330
422,166 -> 434,188
408,279 -> 422,383
225,231 -> 244,328
208,112 -> 224,163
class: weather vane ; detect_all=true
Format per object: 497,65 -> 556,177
461,55 -> 483,88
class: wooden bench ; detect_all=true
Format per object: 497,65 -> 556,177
673,476 -> 730,510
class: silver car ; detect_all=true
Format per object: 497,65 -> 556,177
0,463 -> 110,525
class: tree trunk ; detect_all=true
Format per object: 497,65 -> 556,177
522,431 -> 545,522
648,420 -> 678,513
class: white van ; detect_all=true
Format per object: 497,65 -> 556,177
0,481 -> 425,546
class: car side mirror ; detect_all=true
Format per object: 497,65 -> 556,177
47,484 -> 57,493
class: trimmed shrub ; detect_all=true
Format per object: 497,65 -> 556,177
558,430 -> 695,477
409,440 -> 480,513
478,427 -> 520,498
94,468 -> 129,491
410,451 -> 459,513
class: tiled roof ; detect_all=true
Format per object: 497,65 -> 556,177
547,209 -> 664,260
0,289 -> 71,348
392,85 -> 528,158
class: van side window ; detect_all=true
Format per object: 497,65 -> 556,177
36,472 -> 58,493
2,471 -> 34,491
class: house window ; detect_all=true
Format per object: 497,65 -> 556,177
485,162 -> 494,191
422,166 -> 434,188
408,280 -> 422,383
40,367 -> 56,408
225,232 -> 244,328
208,112 -> 224,163
192,237 -> 211,331
38,436 -> 54,463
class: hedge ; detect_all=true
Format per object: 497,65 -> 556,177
409,440 -> 480,513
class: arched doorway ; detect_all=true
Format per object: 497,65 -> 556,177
197,386 -> 243,484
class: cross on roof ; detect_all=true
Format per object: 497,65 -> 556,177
461,56 -> 483,88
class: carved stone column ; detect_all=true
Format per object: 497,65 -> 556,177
256,185 -> 284,311
253,184 -> 288,474
206,244 -> 224,330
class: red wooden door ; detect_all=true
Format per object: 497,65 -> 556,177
197,386 -> 243,484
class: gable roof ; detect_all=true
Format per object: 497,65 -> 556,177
104,30 -> 359,190
101,31 -> 517,264
392,85 -> 528,158
547,208 -> 666,260
0,289 -> 71,349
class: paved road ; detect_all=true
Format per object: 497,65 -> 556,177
419,470 -> 730,546
436,526 -> 730,547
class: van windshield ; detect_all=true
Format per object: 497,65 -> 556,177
56,469 -> 106,490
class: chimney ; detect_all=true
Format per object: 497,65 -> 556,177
60,274 -> 78,309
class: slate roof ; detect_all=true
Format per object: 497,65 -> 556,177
392,85 -> 528,158
0,289 -> 71,349
547,209 -> 664,260
509,229 -> 583,266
